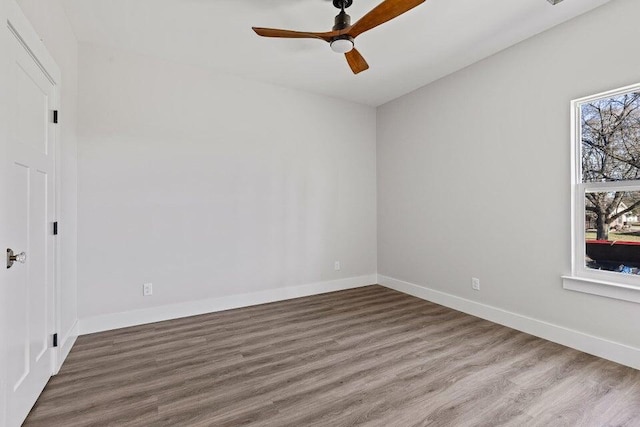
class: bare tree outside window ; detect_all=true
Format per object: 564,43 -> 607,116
581,92 -> 640,241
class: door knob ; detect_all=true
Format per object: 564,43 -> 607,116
6,248 -> 26,269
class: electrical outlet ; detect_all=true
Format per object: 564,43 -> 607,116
143,283 -> 153,296
334,261 -> 341,271
471,278 -> 480,291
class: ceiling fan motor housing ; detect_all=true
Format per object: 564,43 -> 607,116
333,11 -> 351,31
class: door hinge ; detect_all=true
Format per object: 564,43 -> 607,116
53,333 -> 58,348
52,110 -> 58,124
53,221 -> 58,235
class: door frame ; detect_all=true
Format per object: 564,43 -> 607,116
4,0 -> 63,415
0,0 -> 7,422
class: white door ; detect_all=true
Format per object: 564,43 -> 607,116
3,19 -> 57,427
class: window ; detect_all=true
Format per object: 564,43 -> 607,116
563,84 -> 640,303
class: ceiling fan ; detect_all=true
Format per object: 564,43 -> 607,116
252,0 -> 426,74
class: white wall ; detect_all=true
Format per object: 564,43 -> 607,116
377,0 -> 640,354
16,0 -> 79,363
76,43 -> 377,326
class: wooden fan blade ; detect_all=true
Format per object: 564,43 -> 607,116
345,48 -> 369,74
252,27 -> 335,42
348,0 -> 426,38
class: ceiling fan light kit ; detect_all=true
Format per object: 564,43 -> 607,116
330,37 -> 354,53
252,0 -> 426,74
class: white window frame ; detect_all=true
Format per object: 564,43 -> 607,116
562,82 -> 640,304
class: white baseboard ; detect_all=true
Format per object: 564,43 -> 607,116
79,274 -> 377,335
55,319 -> 78,374
378,274 -> 640,371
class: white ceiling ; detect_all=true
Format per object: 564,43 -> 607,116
61,0 -> 611,106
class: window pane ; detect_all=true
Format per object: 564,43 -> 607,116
585,190 -> 640,273
581,91 -> 640,182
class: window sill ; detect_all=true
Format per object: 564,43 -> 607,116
562,276 -> 640,304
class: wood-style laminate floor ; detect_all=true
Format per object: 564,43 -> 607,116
25,285 -> 640,427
